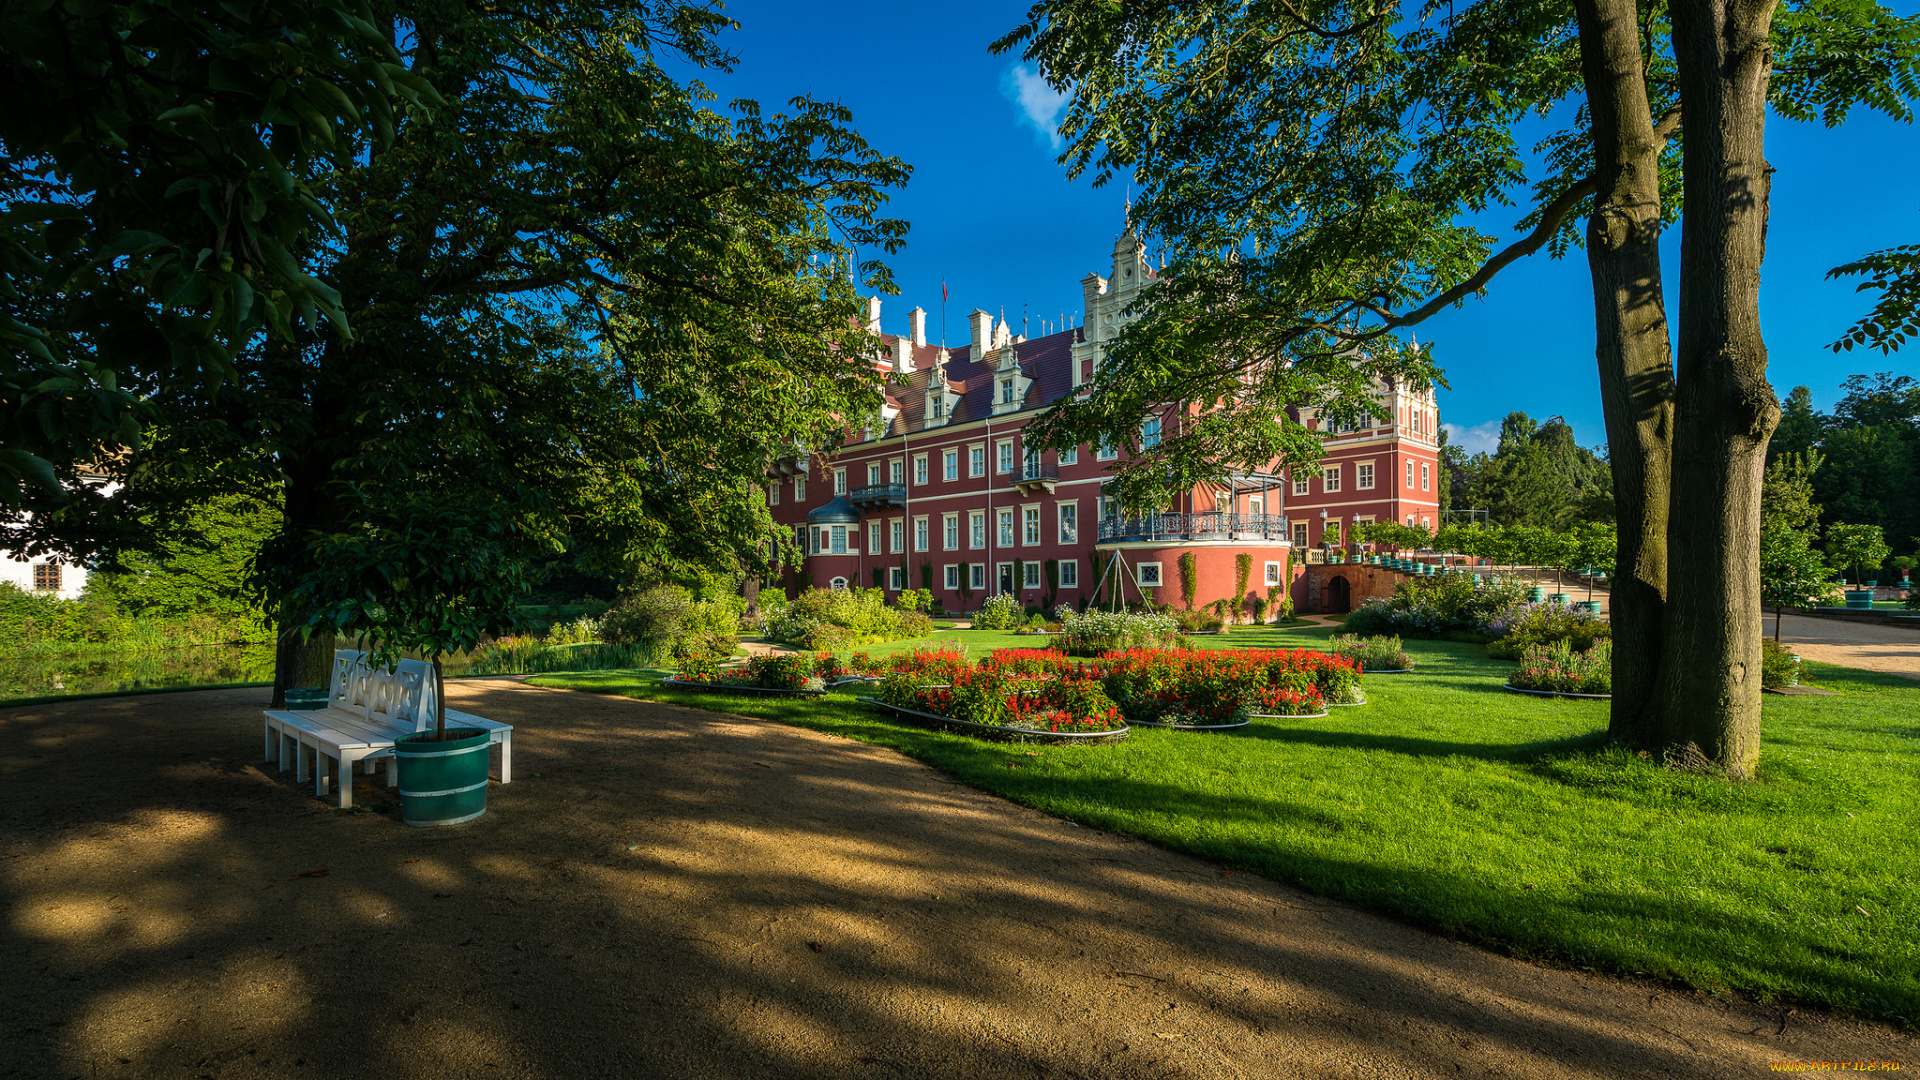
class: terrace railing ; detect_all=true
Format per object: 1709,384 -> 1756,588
1097,512 -> 1290,543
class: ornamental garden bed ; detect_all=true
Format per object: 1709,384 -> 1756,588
659,676 -> 828,697
1327,634 -> 1415,675
857,697 -> 1131,745
1502,684 -> 1611,700
1502,640 -> 1612,698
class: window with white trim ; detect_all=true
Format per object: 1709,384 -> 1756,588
1422,462 -> 1430,490
1059,445 -> 1078,466
867,463 -> 881,486
1135,561 -> 1163,587
1097,439 -> 1118,461
1023,506 -> 1041,545
889,459 -> 904,485
1291,521 -> 1308,547
868,523 -> 881,557
1141,416 -> 1161,448
1323,467 -> 1341,493
969,445 -> 986,477
997,508 -> 1015,546
1265,561 -> 1283,586
944,564 -> 960,590
890,519 -> 904,553
793,475 -> 806,500
1058,502 -> 1077,544
889,566 -> 905,590
1059,559 -> 1078,588
830,526 -> 847,554
913,516 -> 929,552
1406,460 -> 1415,489
833,468 -> 846,495
1357,463 -> 1374,490
943,513 -> 959,550
1248,496 -> 1264,518
969,563 -> 986,589
829,576 -> 848,591
1023,561 -> 1042,588
969,510 -> 986,548
996,439 -> 1015,475
944,449 -> 959,481
1293,475 -> 1309,497
913,454 -> 928,485
768,483 -> 779,506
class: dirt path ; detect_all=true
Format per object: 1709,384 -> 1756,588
2,683 -> 1911,1079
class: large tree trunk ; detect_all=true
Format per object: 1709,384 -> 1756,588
1659,0 -> 1781,777
1573,0 -> 1678,750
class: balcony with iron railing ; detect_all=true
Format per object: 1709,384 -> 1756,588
1004,462 -> 1061,495
1096,511 -> 1291,544
848,482 -> 907,509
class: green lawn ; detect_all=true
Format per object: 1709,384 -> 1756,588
530,627 -> 1920,1025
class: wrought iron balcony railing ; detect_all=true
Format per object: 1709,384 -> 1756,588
848,482 -> 907,509
1096,512 -> 1290,543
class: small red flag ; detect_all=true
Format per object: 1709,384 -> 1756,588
942,280 -> 948,302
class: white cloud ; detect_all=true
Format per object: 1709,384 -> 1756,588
1443,420 -> 1502,456
1005,65 -> 1068,149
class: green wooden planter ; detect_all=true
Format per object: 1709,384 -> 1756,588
284,686 -> 329,711
395,727 -> 491,827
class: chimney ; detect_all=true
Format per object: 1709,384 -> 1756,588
970,308 -> 992,359
908,307 -> 927,347
865,296 -> 882,334
892,335 -> 912,373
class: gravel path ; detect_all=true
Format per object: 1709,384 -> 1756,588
2,682 -> 1911,1079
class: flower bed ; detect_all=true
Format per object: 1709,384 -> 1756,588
1054,608 -> 1184,656
872,666 -> 1127,741
1088,647 -> 1353,725
1327,634 -> 1414,673
1505,639 -> 1611,696
666,652 -> 828,694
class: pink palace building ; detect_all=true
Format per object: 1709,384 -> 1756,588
766,220 -> 1444,614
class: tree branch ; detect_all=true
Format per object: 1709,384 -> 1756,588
1386,174 -> 1600,329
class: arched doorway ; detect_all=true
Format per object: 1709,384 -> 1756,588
1327,575 -> 1352,614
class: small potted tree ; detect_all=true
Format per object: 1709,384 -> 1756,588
276,497 -> 527,826
1825,523 -> 1890,609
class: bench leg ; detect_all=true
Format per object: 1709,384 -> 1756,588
294,738 -> 309,783
386,756 -> 399,788
497,732 -> 512,784
264,720 -> 273,763
336,754 -> 357,809
314,750 -> 330,798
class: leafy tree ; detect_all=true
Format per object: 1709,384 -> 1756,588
1759,453 -> 1829,638
1768,386 -> 1822,464
1825,523 -> 1891,585
1830,235 -> 1920,355
92,490 -> 277,629
105,2 -> 908,700
994,0 -> 1920,776
0,0 -> 432,517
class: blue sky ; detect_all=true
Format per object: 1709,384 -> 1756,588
682,2 -> 1920,456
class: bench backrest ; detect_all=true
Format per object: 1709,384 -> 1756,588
328,650 -> 441,732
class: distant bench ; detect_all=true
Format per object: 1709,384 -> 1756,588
262,651 -> 512,808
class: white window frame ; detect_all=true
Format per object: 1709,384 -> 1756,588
1058,501 -> 1078,544
1023,561 -> 1042,588
1357,463 -> 1374,490
889,566 -> 905,591
1135,561 -> 1163,587
1059,559 -> 1079,588
1022,505 -> 1041,546
1291,521 -> 1309,548
913,515 -> 929,552
996,439 -> 1015,476
830,525 -> 847,554
867,463 -> 881,486
768,483 -> 779,506
943,512 -> 959,550
997,508 -> 1015,547
996,562 -> 1015,594
913,454 -> 928,485
1000,378 -> 1015,404
1247,496 -> 1264,518
793,475 -> 806,501
969,510 -> 986,549
1323,467 -> 1341,493
1407,460 -> 1415,489
1422,462 -> 1430,490
889,459 -> 904,485
944,564 -> 960,590
833,467 -> 846,495
829,576 -> 849,591
890,519 -> 904,554
944,449 -> 959,481
1097,440 -> 1119,461
1141,416 -> 1161,448
969,444 -> 986,477
868,523 -> 881,557
1059,445 -> 1078,466
1293,476 -> 1309,497
1265,561 -> 1283,586
969,563 -> 986,589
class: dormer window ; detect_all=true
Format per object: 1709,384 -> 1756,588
1000,379 -> 1014,404
931,396 -> 944,418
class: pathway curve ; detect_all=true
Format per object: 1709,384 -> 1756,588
1,683 -> 1910,1079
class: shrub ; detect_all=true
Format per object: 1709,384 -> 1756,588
746,653 -> 822,691
601,586 -> 741,663
1484,604 -> 1611,660
896,588 -> 932,613
761,587 -> 927,649
1760,639 -> 1799,689
1328,634 -> 1413,672
1508,640 -> 1612,695
971,593 -> 1023,630
1056,608 -> 1183,656
1343,574 -> 1533,640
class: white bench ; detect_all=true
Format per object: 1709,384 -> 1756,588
262,650 -> 513,808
